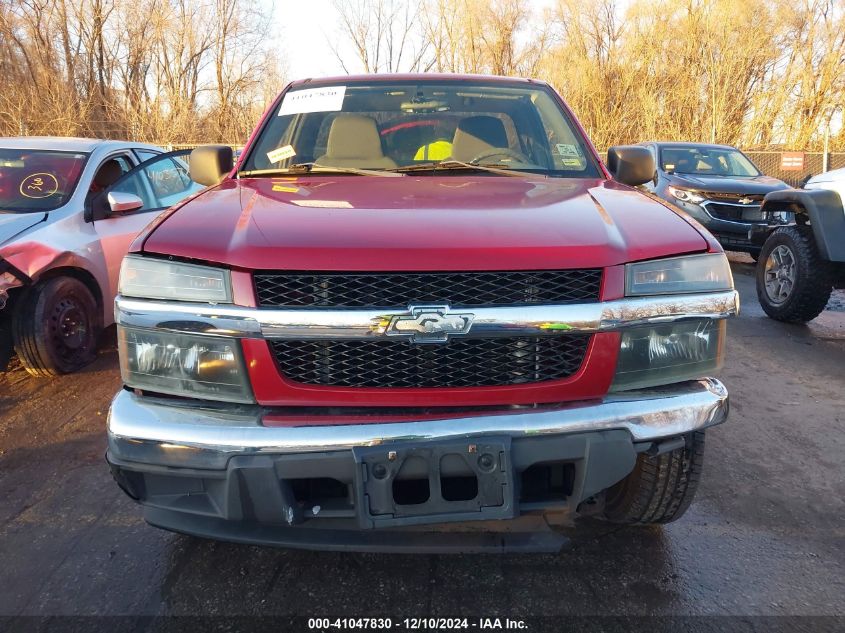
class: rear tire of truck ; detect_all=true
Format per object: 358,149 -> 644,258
756,225 -> 833,323
12,277 -> 101,377
602,431 -> 704,525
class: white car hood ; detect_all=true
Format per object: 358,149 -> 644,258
0,212 -> 46,247
806,167 -> 845,186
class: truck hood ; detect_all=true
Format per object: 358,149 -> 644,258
0,212 -> 46,247
141,176 -> 709,271
665,172 -> 790,194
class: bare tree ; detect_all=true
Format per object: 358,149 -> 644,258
2,0 -> 844,150
330,0 -> 429,73
0,0 -> 285,143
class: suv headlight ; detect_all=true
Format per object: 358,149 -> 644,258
667,186 -> 706,204
118,326 -> 254,403
625,253 -> 733,296
119,255 -> 232,303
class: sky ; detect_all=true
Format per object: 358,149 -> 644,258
273,0 -> 372,79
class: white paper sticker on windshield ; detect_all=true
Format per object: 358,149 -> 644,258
267,145 -> 296,163
279,86 -> 347,116
556,144 -> 580,157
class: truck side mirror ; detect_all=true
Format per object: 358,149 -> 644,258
189,145 -> 234,187
607,146 -> 656,187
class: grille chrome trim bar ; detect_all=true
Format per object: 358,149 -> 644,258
115,290 -> 739,340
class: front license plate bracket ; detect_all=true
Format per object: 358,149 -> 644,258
352,437 -> 516,529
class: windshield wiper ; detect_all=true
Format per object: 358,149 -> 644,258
391,160 -> 546,178
239,163 -> 403,178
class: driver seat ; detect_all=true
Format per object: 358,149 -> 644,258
89,159 -> 123,193
86,159 -> 124,203
449,116 -> 509,162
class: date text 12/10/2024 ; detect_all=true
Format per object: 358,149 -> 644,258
307,618 -> 528,630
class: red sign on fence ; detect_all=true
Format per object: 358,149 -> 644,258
780,152 -> 805,171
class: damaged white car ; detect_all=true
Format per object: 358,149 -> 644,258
0,137 -> 204,375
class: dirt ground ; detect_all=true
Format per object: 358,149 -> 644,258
0,258 -> 843,629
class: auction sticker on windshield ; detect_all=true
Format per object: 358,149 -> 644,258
556,144 -> 581,157
279,86 -> 346,115
267,145 -> 297,163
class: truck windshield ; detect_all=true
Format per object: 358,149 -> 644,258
0,149 -> 88,213
240,80 -> 601,178
659,146 -> 761,177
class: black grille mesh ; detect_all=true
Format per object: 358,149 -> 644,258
254,270 -> 602,308
271,336 -> 590,388
705,202 -> 763,222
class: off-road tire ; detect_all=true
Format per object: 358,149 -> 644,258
603,431 -> 704,525
12,277 -> 100,377
756,225 -> 833,323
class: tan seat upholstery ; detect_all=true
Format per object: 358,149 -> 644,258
316,114 -> 397,169
449,116 -> 509,162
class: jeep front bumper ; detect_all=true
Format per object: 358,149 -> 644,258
106,378 -> 728,552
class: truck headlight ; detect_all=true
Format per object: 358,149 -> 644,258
625,253 -> 733,296
611,319 -> 725,391
667,186 -> 706,204
117,326 -> 253,403
119,255 -> 232,303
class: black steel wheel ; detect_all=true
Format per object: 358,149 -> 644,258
12,277 -> 101,376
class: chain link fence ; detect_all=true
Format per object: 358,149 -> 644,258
743,152 -> 845,187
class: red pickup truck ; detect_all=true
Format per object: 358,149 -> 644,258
106,74 -> 738,552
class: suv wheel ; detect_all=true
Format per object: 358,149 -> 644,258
756,226 -> 833,323
603,432 -> 704,524
12,277 -> 101,377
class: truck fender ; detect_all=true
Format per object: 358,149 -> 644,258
761,189 -> 845,262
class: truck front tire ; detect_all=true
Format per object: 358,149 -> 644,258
12,277 -> 101,377
603,431 -> 704,525
756,225 -> 833,323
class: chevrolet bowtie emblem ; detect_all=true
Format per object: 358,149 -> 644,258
738,196 -> 754,205
385,306 -> 474,343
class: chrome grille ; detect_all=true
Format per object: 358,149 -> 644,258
702,192 -> 765,204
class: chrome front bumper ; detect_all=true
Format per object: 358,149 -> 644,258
107,378 -> 729,470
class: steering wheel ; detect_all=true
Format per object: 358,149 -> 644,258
469,147 -> 531,165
